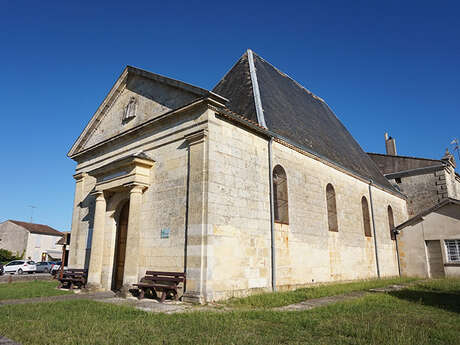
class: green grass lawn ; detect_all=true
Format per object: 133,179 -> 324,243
226,276 -> 419,308
0,279 -> 459,345
0,280 -> 71,300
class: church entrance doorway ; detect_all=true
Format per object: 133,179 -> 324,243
112,202 -> 129,291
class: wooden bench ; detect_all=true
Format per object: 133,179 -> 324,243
133,271 -> 186,302
57,269 -> 88,289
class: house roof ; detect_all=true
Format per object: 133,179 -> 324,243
367,152 -> 445,176
394,198 -> 460,231
9,220 -> 63,237
213,50 -> 394,191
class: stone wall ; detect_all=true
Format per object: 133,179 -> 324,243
205,114 -> 407,301
68,104 -> 212,291
389,172 -> 441,217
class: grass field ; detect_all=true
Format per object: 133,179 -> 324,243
226,276 -> 419,308
0,280 -> 71,300
0,279 -> 459,345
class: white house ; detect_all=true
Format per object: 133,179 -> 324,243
0,220 -> 63,262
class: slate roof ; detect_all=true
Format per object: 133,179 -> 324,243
9,220 -> 63,237
213,50 -> 394,191
368,152 -> 444,175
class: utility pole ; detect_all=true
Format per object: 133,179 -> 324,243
28,205 -> 37,223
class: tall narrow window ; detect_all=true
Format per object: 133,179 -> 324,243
273,165 -> 289,224
326,184 -> 338,232
361,196 -> 372,237
388,205 -> 395,240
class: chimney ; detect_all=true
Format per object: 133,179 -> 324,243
385,133 -> 397,156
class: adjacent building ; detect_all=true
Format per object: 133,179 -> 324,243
368,134 -> 460,216
395,198 -> 460,278
0,220 -> 63,262
67,50 -> 408,302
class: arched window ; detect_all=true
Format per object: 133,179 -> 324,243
388,205 -> 395,240
361,196 -> 372,237
273,165 -> 289,224
326,184 -> 338,232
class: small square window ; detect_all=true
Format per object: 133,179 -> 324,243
445,240 -> 460,262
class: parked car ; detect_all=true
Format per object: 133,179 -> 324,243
35,261 -> 53,273
3,260 -> 36,275
50,261 -> 62,275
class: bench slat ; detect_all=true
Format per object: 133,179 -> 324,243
145,271 -> 185,277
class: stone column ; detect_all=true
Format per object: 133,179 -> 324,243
122,184 -> 144,290
68,172 -> 87,267
182,130 -> 208,304
87,191 -> 107,289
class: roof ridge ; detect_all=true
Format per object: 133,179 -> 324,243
247,49 -> 267,128
250,50 -> 325,103
367,152 -> 443,163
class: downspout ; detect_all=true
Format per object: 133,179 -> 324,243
268,137 -> 276,291
368,180 -> 381,278
394,229 -> 401,277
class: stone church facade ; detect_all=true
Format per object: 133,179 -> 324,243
68,50 -> 408,302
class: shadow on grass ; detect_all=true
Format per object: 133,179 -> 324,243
389,289 -> 460,314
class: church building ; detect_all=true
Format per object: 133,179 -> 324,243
68,50 -> 408,302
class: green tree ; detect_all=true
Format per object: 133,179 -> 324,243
0,248 -> 17,263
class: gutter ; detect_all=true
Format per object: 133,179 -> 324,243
394,229 -> 402,277
268,137 -> 276,291
368,180 -> 380,278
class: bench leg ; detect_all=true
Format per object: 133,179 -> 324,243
138,289 -> 145,300
174,290 -> 179,301
69,282 -> 73,290
160,291 -> 166,303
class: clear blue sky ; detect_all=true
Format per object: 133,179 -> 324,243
1,1 -> 459,231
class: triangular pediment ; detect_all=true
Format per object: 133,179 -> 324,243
69,66 -> 218,157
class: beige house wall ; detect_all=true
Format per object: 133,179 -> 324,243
24,233 -> 62,262
0,221 -> 28,258
398,204 -> 460,278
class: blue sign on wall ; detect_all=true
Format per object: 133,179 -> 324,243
160,228 -> 170,239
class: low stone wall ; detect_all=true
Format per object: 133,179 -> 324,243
0,273 -> 54,284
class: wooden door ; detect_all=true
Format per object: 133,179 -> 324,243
113,202 -> 129,291
426,240 -> 445,278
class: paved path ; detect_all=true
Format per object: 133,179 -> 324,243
0,336 -> 21,345
273,290 -> 367,311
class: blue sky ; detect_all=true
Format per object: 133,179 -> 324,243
0,1 -> 459,231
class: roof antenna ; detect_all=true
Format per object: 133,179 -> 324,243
28,205 -> 37,223
451,138 -> 460,162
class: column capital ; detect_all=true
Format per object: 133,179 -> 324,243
126,183 -> 145,194
91,190 -> 106,201
73,172 -> 88,181
184,129 -> 207,146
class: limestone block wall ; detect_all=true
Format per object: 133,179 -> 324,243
390,171 -> 442,216
206,116 -> 272,301
69,105 -> 212,290
205,114 -> 407,300
272,142 -> 406,286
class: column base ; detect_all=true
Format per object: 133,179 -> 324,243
182,292 -> 205,304
86,283 -> 103,292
